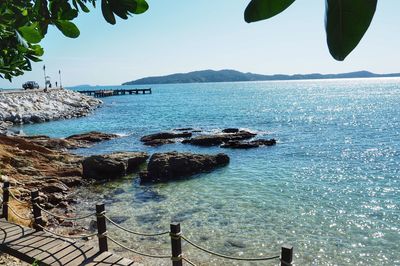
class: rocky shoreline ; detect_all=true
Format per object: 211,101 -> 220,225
0,88 -> 102,135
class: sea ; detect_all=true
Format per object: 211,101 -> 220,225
16,78 -> 400,265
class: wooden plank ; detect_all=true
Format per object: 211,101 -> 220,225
0,227 -> 36,244
0,220 -> 137,266
14,234 -> 61,255
57,243 -> 94,265
63,245 -> 98,266
34,241 -> 71,262
39,240 -> 77,264
115,257 -> 135,266
85,251 -> 114,265
25,238 -> 63,258
43,242 -> 86,265
7,231 -> 47,246
41,241 -> 84,265
103,254 -> 123,264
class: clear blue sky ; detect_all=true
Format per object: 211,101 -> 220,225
1,0 -> 399,88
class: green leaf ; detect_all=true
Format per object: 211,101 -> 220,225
55,20 -> 80,38
101,0 -> 116,24
244,0 -> 295,23
77,0 -> 90,12
133,0 -> 148,14
31,44 -> 44,56
18,23 -> 43,43
325,0 -> 377,61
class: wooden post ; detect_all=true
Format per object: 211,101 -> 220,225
31,190 -> 43,231
281,245 -> 293,266
96,203 -> 108,252
170,223 -> 182,266
2,182 -> 10,220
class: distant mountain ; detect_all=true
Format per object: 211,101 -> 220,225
122,69 -> 400,85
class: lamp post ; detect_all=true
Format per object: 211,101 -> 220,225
59,70 -> 62,88
43,65 -> 47,89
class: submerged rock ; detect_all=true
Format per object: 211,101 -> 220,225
185,130 -> 256,146
142,139 -> 175,147
220,139 -> 276,149
65,131 -> 119,147
220,141 -> 259,149
140,132 -> 192,142
140,151 -> 230,183
140,131 -> 192,146
82,152 -> 149,180
222,128 -> 239,133
173,127 -> 194,131
251,138 -> 277,146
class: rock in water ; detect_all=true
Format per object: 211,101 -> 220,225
140,131 -> 192,146
140,152 -> 230,183
186,130 -> 256,146
222,128 -> 239,133
82,155 -> 125,180
82,152 -> 149,180
220,139 -> 276,149
220,141 -> 259,149
66,131 -> 118,144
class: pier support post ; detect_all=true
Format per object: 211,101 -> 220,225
96,203 -> 108,252
31,190 -> 44,231
170,223 -> 183,266
281,245 -> 293,266
2,182 -> 9,220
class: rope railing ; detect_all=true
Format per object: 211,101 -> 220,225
35,203 -> 95,221
104,215 -> 170,237
181,235 -> 280,262
107,235 -> 170,259
9,190 -> 31,205
1,181 -> 294,266
182,256 -> 197,266
37,224 -> 98,239
6,204 -> 33,221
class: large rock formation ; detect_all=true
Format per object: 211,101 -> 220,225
140,152 -> 230,183
82,152 -> 149,180
0,135 -> 84,222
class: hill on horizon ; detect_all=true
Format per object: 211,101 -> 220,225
122,69 -> 400,85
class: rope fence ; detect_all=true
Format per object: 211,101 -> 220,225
8,189 -> 31,205
107,235 -> 170,259
105,214 -> 170,237
6,204 -> 33,221
37,224 -> 98,240
0,181 -> 294,266
181,235 -> 280,261
35,203 -> 95,221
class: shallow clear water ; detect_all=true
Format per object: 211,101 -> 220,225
18,78 -> 400,265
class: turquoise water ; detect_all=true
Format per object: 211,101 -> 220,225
19,78 -> 400,265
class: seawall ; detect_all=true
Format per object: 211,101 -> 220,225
0,88 -> 102,133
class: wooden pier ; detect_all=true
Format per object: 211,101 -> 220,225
78,88 -> 151,98
0,181 -> 294,266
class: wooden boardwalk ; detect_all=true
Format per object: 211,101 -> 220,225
1,182 -> 293,266
0,219 -> 135,265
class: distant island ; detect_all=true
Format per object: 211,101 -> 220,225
122,69 -> 400,85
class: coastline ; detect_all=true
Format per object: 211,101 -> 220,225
0,88 -> 102,135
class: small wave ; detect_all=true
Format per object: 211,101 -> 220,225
115,132 -> 131,137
